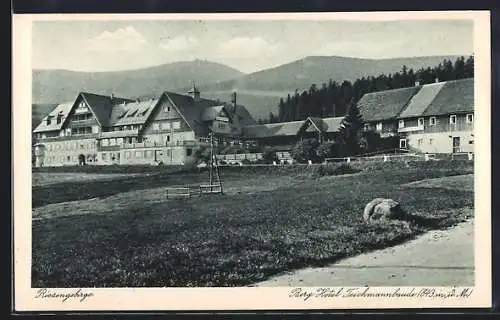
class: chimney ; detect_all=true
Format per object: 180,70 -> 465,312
414,80 -> 420,87
435,77 -> 439,83
110,93 -> 115,100
188,82 -> 200,102
231,91 -> 237,113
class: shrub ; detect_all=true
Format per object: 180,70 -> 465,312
290,139 -> 321,163
360,131 -> 382,154
312,164 -> 361,178
262,147 -> 278,164
316,141 -> 339,160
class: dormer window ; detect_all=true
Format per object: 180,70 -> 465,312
398,120 -> 405,128
376,122 -> 383,131
418,118 -> 424,127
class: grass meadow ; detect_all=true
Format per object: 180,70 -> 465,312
31,160 -> 474,287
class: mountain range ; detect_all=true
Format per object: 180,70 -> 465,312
32,55 -> 465,127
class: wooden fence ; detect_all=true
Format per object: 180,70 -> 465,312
165,184 -> 223,199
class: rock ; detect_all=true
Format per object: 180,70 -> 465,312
363,198 -> 406,223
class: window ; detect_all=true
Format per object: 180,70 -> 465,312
466,114 -> 474,124
418,118 -> 424,127
218,123 -> 226,129
450,115 -> 457,125
186,148 -> 193,156
376,122 -> 383,131
429,117 -> 436,126
469,140 -> 474,145
135,151 -> 142,158
102,139 -> 109,147
102,153 -> 107,160
398,120 -> 405,128
173,121 -> 181,129
146,150 -> 153,158
127,110 -> 138,117
125,151 -> 131,159
364,124 -> 369,131
166,135 -> 171,142
67,156 -> 71,161
153,123 -> 160,130
46,118 -> 52,125
161,122 -> 171,130
399,139 -> 407,149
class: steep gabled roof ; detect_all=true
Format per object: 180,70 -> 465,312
321,117 -> 344,133
233,105 -> 257,126
80,92 -> 133,127
421,78 -> 474,116
357,86 -> 421,122
164,92 -> 220,136
33,102 -> 74,133
202,105 -> 226,121
398,82 -> 446,119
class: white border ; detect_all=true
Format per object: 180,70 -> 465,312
13,11 -> 491,311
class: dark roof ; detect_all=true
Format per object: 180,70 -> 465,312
421,78 -> 474,116
357,86 -> 421,122
80,92 -> 134,127
164,92 -> 210,136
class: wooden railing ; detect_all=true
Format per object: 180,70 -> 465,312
164,184 -> 223,199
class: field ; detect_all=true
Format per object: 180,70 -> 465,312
31,161 -> 474,287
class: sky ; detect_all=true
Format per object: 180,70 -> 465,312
32,19 -> 474,74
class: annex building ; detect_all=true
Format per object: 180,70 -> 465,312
358,78 -> 474,154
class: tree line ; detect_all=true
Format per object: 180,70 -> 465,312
258,55 -> 474,124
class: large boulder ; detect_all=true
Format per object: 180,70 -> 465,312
363,198 -> 406,223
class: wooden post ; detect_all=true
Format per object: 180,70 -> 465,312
209,132 -> 213,186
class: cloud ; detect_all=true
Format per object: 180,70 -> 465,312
216,36 -> 283,58
159,36 -> 199,52
86,26 -> 148,52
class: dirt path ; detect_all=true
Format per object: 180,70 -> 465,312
253,219 -> 474,287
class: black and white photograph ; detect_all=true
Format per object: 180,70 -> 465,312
13,11 -> 491,311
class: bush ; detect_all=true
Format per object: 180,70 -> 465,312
316,141 -> 339,160
312,164 -> 361,178
262,147 -> 278,164
290,139 -> 321,163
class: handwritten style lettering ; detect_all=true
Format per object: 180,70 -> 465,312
34,288 -> 94,302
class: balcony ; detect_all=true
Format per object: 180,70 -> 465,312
120,140 -> 200,149
398,125 -> 424,133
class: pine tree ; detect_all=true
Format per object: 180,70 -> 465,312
337,98 -> 364,156
278,98 -> 285,122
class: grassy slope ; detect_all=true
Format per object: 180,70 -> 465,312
32,163 -> 474,287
